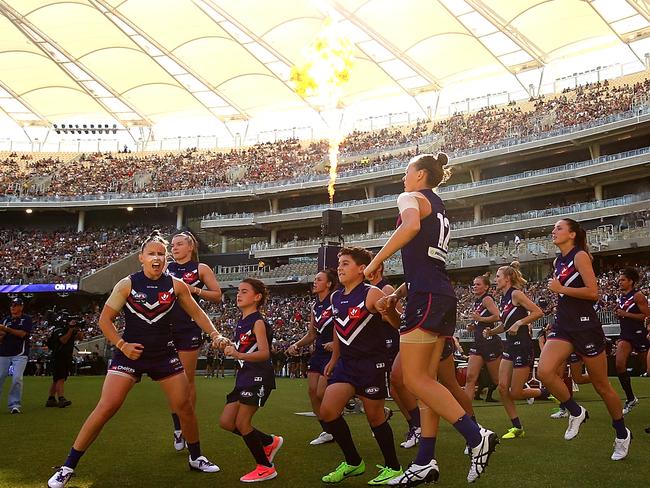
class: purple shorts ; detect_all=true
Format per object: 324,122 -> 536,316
226,384 -> 273,407
401,293 -> 456,337
469,336 -> 503,363
108,349 -> 184,382
618,329 -> 650,353
328,356 -> 388,400
171,324 -> 202,351
547,322 -> 606,358
307,351 -> 331,376
502,339 -> 534,369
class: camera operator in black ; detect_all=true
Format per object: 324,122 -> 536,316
45,312 -> 84,408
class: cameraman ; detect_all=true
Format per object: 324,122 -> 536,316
45,313 -> 83,408
0,298 -> 33,414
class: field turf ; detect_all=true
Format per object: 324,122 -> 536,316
1,376 -> 648,487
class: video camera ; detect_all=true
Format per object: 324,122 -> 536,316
47,308 -> 87,331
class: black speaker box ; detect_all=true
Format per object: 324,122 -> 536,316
322,209 -> 343,237
318,244 -> 341,271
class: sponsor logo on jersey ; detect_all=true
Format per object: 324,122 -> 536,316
322,309 -> 332,318
132,292 -> 147,303
183,271 -> 195,283
348,307 -> 362,319
159,291 -> 173,304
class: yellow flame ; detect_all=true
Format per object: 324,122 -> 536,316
290,18 -> 354,205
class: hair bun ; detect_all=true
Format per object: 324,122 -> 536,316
436,152 -> 448,167
482,271 -> 491,279
510,261 -> 521,269
148,229 -> 162,238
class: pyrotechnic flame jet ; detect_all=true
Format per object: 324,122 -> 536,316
290,18 -> 354,205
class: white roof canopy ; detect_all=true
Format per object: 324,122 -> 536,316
0,0 -> 649,128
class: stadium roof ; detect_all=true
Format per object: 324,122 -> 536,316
1,0 -> 650,129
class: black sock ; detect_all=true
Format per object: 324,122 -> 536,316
323,417 -> 362,466
243,431 -> 272,467
319,419 -> 329,433
171,413 -> 181,431
231,428 -> 272,446
64,448 -> 84,469
617,372 -> 634,402
255,428 -> 273,446
187,441 -> 201,461
371,421 -> 400,470
408,407 -> 421,429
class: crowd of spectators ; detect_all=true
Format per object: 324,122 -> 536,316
2,77 -> 649,198
0,225 -> 175,284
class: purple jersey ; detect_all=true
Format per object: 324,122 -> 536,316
500,288 -> 531,345
331,282 -> 387,361
554,247 -> 600,329
618,290 -> 645,338
123,271 -> 176,359
398,189 -> 454,298
167,261 -> 204,331
234,311 -> 275,389
312,294 -> 334,355
473,294 -> 496,347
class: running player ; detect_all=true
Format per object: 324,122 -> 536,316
483,262 -> 546,439
365,153 -> 498,484
287,268 -> 338,446
538,218 -> 632,460
319,247 -> 403,485
464,274 -> 502,406
219,278 -> 283,482
615,267 -> 650,415
47,231 -> 226,488
167,231 -> 222,450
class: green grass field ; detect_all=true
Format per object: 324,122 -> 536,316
1,376 -> 648,487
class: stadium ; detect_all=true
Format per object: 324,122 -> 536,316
1,1 -> 650,486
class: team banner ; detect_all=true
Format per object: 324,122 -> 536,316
0,283 -> 79,293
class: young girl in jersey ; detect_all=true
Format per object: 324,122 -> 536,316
366,153 -> 498,485
538,219 -> 632,460
48,231 -> 228,488
320,247 -> 403,485
483,262 -> 546,439
287,268 -> 338,446
168,231 -> 222,450
220,278 -> 283,482
614,267 -> 650,415
463,274 -> 502,406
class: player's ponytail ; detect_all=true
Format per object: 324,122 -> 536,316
412,152 -> 451,188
